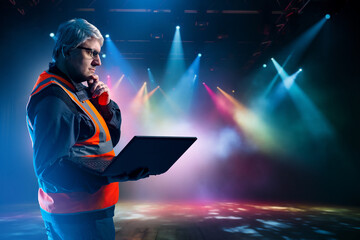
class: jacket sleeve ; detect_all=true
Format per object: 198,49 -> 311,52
29,95 -> 110,193
91,99 -> 121,147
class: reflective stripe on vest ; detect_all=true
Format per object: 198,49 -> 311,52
29,71 -> 119,214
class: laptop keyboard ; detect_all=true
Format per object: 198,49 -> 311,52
76,158 -> 112,172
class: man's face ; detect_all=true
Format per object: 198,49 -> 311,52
65,37 -> 102,83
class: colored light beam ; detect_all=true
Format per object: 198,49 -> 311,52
130,82 -> 146,113
103,36 -> 135,89
144,82 -> 148,102
203,83 -> 217,103
287,17 -> 327,64
203,83 -> 233,119
269,60 -> 333,140
271,58 -> 289,79
169,55 -> 201,113
113,74 -> 125,90
263,58 -> 300,112
147,68 -> 158,89
259,16 -> 328,108
106,75 -> 112,89
272,58 -> 302,90
141,86 -> 162,127
269,16 -> 327,74
142,83 -> 150,118
288,84 -> 334,139
144,86 -> 160,103
262,54 -> 293,99
284,69 -> 302,89
163,26 -> 186,90
217,87 -> 280,153
204,84 -> 279,153
158,87 -> 182,115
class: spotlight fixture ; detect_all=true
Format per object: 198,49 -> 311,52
105,34 -> 110,38
263,64 -> 267,68
299,68 -> 303,72
176,25 -> 180,30
49,33 -> 55,38
325,14 -> 330,20
147,68 -> 150,71
198,53 -> 202,57
102,54 -> 106,58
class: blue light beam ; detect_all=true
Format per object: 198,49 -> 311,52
166,54 -> 201,115
163,26 -> 186,91
147,68 -> 158,89
103,36 -> 136,91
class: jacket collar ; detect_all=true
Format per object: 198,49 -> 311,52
48,62 -> 91,101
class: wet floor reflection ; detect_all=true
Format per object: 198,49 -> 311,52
0,204 -> 46,240
114,202 -> 360,239
1,202 -> 359,239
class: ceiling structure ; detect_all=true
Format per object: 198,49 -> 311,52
3,0 -> 348,78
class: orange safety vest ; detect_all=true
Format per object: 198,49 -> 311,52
28,71 -> 119,214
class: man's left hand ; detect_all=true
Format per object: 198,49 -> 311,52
108,167 -> 150,183
88,74 -> 110,105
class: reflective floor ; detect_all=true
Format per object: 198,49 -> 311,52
1,202 -> 360,239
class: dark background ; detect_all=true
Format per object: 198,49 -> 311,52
0,0 -> 359,206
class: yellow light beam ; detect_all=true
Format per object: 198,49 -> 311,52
218,87 -> 281,154
130,82 -> 147,113
144,86 -> 160,103
113,74 -> 125,90
159,87 -> 183,114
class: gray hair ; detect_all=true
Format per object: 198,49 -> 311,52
52,18 -> 104,62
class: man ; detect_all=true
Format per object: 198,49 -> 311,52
26,18 -> 148,239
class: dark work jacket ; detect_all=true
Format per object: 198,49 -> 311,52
26,64 -> 121,221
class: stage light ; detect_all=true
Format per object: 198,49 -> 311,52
49,33 -> 55,38
271,58 -> 274,60
263,64 -> 267,68
198,53 -> 202,57
163,26 -> 185,90
105,34 -> 110,38
147,68 -> 150,71
325,14 -> 330,20
176,25 -> 180,30
299,68 -> 303,72
102,54 -> 106,58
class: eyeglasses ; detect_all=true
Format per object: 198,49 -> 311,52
76,46 -> 101,59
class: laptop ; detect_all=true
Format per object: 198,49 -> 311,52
73,136 -> 197,177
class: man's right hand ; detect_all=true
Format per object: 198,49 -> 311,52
87,74 -> 111,105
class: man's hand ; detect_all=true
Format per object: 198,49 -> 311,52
108,167 -> 150,183
88,74 -> 110,105
128,167 -> 150,180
